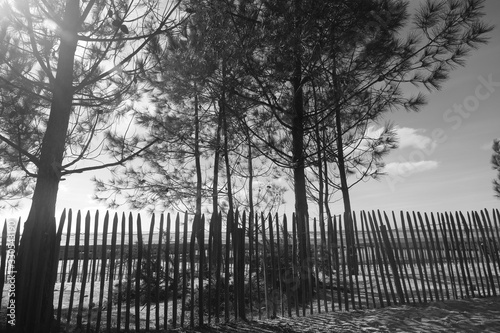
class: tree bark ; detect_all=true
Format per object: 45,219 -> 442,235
290,0 -> 311,301
247,130 -> 254,226
334,82 -> 358,275
194,90 -> 202,220
15,0 -> 80,332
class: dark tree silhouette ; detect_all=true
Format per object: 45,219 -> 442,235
0,0 -> 182,331
492,139 -> 500,198
230,0 -> 492,280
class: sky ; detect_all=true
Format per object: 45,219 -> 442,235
2,0 -> 500,227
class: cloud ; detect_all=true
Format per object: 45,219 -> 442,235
384,160 -> 439,177
396,127 -> 437,151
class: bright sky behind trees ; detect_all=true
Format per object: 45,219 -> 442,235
2,0 -> 500,224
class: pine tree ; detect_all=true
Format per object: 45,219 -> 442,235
0,0 -> 182,330
231,0 -> 492,280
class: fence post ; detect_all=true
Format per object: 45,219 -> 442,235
380,225 -> 405,304
0,222 -> 8,312
198,214 -> 206,326
236,226 -> 246,320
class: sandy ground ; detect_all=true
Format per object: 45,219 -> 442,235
179,296 -> 500,332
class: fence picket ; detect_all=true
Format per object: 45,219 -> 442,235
255,212 -> 262,319
352,212 -> 362,309
421,213 -> 440,301
189,213 -> 196,327
282,214 -> 292,317
380,224 -> 404,305
181,212 -> 189,326
199,214 -> 206,325
447,213 -> 464,299
134,214 -> 143,329
364,212 -> 383,308
144,215 -> 155,330
116,213 -> 126,331
369,212 -> 391,307
172,213 -> 180,327
125,213 -> 133,331
305,215 -> 314,315
390,212 -> 411,304
84,211 -> 98,333
477,211 -> 497,296
236,217 -> 245,321
450,213 -> 468,298
472,212 -> 490,296
276,213 -> 285,317
360,211 -> 375,308
333,215 -> 342,311
65,211 -> 81,331
76,212 -> 91,328
401,212 -> 421,303
461,212 -> 479,297
156,214 -> 164,330
247,211 -> 254,320
0,222 -> 6,309
407,212 -> 427,303
292,213 -> 299,316
261,212 -> 269,318
164,213 -> 171,328
387,212 -> 409,303
312,217 -> 321,313
56,210 -> 71,327
268,213 -> 277,318
213,211 -> 223,323
376,211 -> 398,305
95,212 -> 109,331
482,210 -> 500,293
318,214 -> 329,312
106,214 -> 118,332
412,212 -> 432,302
207,213 -> 214,324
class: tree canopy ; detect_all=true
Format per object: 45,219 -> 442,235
0,0 -> 183,330
493,138 -> 500,198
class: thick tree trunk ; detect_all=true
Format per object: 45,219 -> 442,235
15,178 -> 60,332
15,1 -> 79,331
291,80 -> 311,301
290,0 -> 311,302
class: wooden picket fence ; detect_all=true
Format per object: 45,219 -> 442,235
1,208 -> 500,332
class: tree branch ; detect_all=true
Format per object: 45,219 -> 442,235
0,132 -> 40,167
61,114 -> 100,170
74,1 -> 185,92
62,138 -> 159,175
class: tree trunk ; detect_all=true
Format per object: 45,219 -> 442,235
212,108 -> 222,216
323,129 -> 332,221
194,90 -> 202,220
15,1 -> 79,331
334,87 -> 358,276
247,132 -> 254,222
315,116 -> 327,262
290,0 -> 311,301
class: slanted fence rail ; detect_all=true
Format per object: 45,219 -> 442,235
1,208 -> 500,332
